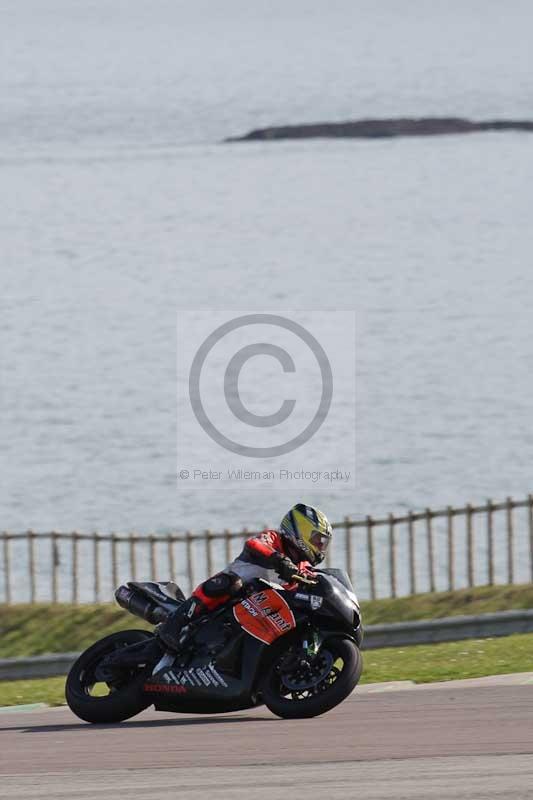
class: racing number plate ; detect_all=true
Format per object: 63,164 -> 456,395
233,588 -> 296,645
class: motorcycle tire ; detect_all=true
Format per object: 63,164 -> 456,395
262,636 -> 362,719
65,629 -> 153,724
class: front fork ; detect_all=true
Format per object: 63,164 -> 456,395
301,627 -> 323,658
279,625 -> 323,673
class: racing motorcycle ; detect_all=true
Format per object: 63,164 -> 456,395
65,569 -> 363,723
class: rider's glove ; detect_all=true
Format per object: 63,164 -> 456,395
274,555 -> 299,583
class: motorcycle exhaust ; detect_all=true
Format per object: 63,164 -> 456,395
115,585 -> 169,625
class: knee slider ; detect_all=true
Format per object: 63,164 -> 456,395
202,571 -> 243,598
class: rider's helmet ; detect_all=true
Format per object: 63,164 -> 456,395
279,503 -> 333,566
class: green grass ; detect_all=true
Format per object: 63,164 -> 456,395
1,632 -> 532,708
358,582 -> 533,625
1,583 -> 532,658
0,677 -> 66,708
360,631 -> 533,684
0,603 -> 152,658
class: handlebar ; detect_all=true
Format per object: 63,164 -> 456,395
290,573 -> 318,586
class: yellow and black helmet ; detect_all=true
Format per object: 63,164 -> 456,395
280,503 -> 333,566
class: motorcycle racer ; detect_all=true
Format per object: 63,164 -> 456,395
157,503 -> 333,652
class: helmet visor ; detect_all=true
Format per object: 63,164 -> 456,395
310,529 -> 331,554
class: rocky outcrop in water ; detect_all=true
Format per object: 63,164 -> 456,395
225,117 -> 533,142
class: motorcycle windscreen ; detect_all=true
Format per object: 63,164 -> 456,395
233,588 -> 296,645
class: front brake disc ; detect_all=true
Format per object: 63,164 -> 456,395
280,650 -> 334,691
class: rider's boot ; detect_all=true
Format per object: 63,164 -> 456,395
156,596 -> 205,652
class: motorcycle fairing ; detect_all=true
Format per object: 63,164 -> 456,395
143,629 -> 267,713
146,662 -> 230,691
141,576 -> 360,714
233,588 -> 296,645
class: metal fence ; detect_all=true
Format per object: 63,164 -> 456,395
2,494 -> 533,604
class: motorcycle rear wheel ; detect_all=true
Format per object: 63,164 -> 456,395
262,636 -> 362,719
65,629 -> 153,724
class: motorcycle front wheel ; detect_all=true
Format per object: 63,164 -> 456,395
262,636 -> 362,719
65,629 -> 153,724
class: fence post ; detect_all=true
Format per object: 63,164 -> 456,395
111,533 -> 118,589
27,530 -> 36,603
388,513 -> 396,598
93,533 -> 100,602
51,531 -> 59,603
241,527 -> 250,563
425,509 -> 435,593
487,499 -> 494,585
408,511 -> 416,595
366,516 -> 376,600
447,506 -> 454,591
72,531 -> 79,604
205,530 -> 214,577
466,503 -> 474,588
529,494 -> 533,583
506,497 -> 514,584
344,517 -> 352,581
129,534 -> 137,581
167,535 -> 176,582
149,534 -> 156,581
2,533 -> 10,604
224,529 -> 232,564
186,531 -> 194,594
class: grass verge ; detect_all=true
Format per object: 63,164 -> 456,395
0,677 -> 66,708
2,583 -> 533,658
361,631 -> 533,684
0,632 -> 532,708
0,604 -> 151,658
359,582 -> 533,625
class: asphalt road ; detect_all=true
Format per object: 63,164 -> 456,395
1,675 -> 532,799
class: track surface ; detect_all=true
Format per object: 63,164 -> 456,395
1,676 -> 532,799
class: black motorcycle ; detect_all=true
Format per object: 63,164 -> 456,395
65,569 -> 363,723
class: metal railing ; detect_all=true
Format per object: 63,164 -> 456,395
2,494 -> 533,604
